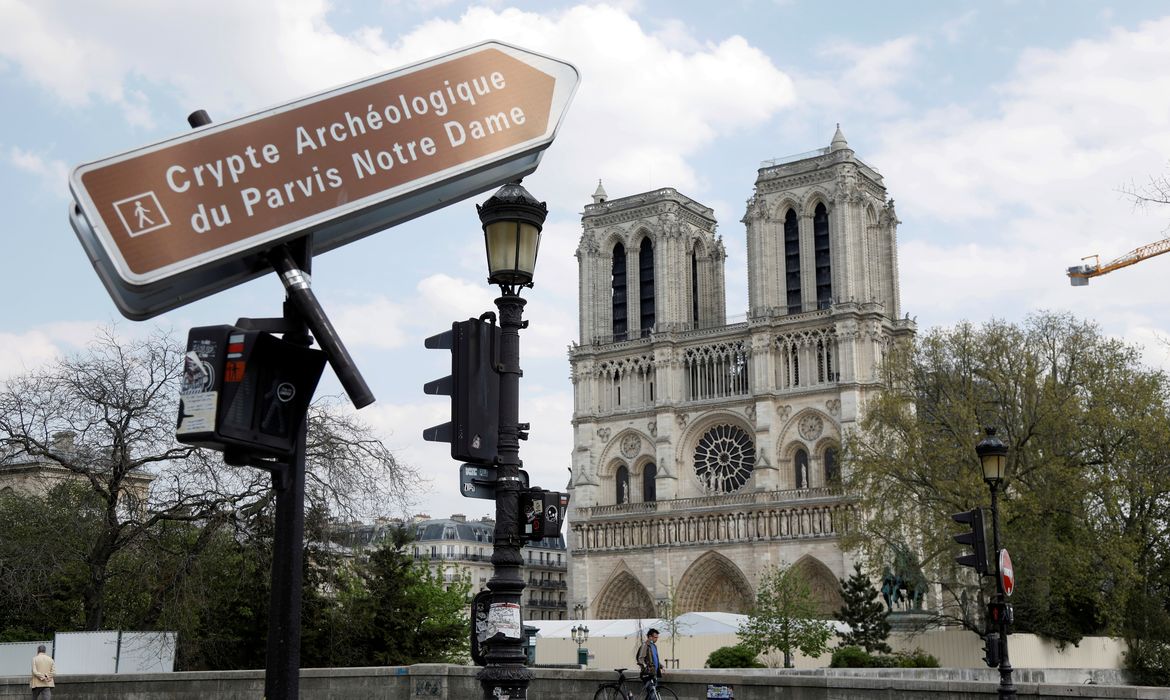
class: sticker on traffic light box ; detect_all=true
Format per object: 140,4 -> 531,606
176,392 -> 217,435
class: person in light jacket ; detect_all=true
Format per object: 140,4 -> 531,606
30,645 -> 55,699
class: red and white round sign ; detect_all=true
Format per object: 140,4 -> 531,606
1000,549 -> 1015,596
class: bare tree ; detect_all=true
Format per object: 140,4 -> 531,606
0,326 -> 417,630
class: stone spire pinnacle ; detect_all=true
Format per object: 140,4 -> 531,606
592,179 -> 608,204
830,123 -> 849,152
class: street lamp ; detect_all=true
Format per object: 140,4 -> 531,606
480,180 -> 546,291
475,180 -> 548,700
976,427 -> 1015,699
571,624 -> 590,667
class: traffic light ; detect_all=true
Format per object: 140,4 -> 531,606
952,507 -> 990,575
982,631 -> 1002,668
176,325 -> 327,459
423,318 -> 500,465
987,601 -> 1014,626
522,489 -> 569,543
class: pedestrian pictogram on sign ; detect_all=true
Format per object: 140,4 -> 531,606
113,191 -> 170,237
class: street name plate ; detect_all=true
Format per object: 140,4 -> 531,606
69,41 -> 578,319
460,464 -> 529,500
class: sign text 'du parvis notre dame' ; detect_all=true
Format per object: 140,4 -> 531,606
69,42 -> 579,319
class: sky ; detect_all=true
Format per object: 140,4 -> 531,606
3,0 -> 1170,522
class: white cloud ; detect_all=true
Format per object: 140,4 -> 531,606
332,296 -> 411,349
0,320 -> 136,381
0,2 -> 794,212
6,146 -> 69,192
796,35 -> 920,118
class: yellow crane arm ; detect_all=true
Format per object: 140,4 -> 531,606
1068,237 -> 1170,286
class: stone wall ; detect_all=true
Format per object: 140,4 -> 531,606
3,664 -> 1169,699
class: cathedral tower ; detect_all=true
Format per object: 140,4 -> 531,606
566,129 -> 915,625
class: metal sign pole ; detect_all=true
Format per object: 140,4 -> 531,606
187,110 -> 310,699
263,236 -> 313,700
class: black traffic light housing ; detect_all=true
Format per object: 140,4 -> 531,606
522,489 -> 569,543
982,631 -> 1002,668
423,317 -> 501,465
952,507 -> 991,575
176,325 -> 326,459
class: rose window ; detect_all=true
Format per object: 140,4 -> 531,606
693,424 -> 756,494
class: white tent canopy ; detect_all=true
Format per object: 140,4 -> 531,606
531,612 -> 849,639
529,612 -> 748,639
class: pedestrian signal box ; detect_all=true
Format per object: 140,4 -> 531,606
176,325 -> 326,459
522,489 -> 569,543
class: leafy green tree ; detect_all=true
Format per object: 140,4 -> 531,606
706,644 -> 763,668
738,563 -> 833,668
342,524 -> 471,666
843,311 -> 1170,646
836,563 -> 891,653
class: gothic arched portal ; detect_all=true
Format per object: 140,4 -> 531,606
594,570 -> 655,619
792,555 -> 845,617
676,551 -> 754,614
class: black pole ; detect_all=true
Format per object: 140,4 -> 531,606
478,292 -> 531,699
990,484 -> 1016,698
267,246 -> 374,409
264,237 -> 313,700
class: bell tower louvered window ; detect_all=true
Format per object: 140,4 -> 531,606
784,209 -> 801,314
814,203 -> 831,310
612,243 -> 627,341
639,238 -> 655,337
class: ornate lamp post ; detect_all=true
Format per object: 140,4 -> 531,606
476,180 -> 547,700
976,427 -> 1015,699
571,624 -> 590,667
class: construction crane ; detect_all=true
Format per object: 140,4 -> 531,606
1067,237 -> 1170,286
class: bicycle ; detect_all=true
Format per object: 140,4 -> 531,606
592,668 -> 678,700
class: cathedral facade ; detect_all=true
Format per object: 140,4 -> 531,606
566,128 -> 915,620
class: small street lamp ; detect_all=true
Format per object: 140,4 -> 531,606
475,180 -> 548,700
571,624 -> 590,667
976,427 -> 1015,699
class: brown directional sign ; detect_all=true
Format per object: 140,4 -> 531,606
69,41 -> 579,319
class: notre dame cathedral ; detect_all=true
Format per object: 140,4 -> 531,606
566,127 -> 916,620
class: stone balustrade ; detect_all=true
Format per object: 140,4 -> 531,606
571,488 -> 854,553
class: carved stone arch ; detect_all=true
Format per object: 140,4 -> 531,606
865,203 -> 879,226
598,429 -> 652,475
594,564 -> 655,619
777,408 -> 833,447
632,226 -> 655,248
769,196 -> 802,220
600,226 -> 631,253
790,555 -> 845,617
689,234 -> 712,257
676,551 -> 754,614
803,189 -> 833,216
603,456 -> 631,482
